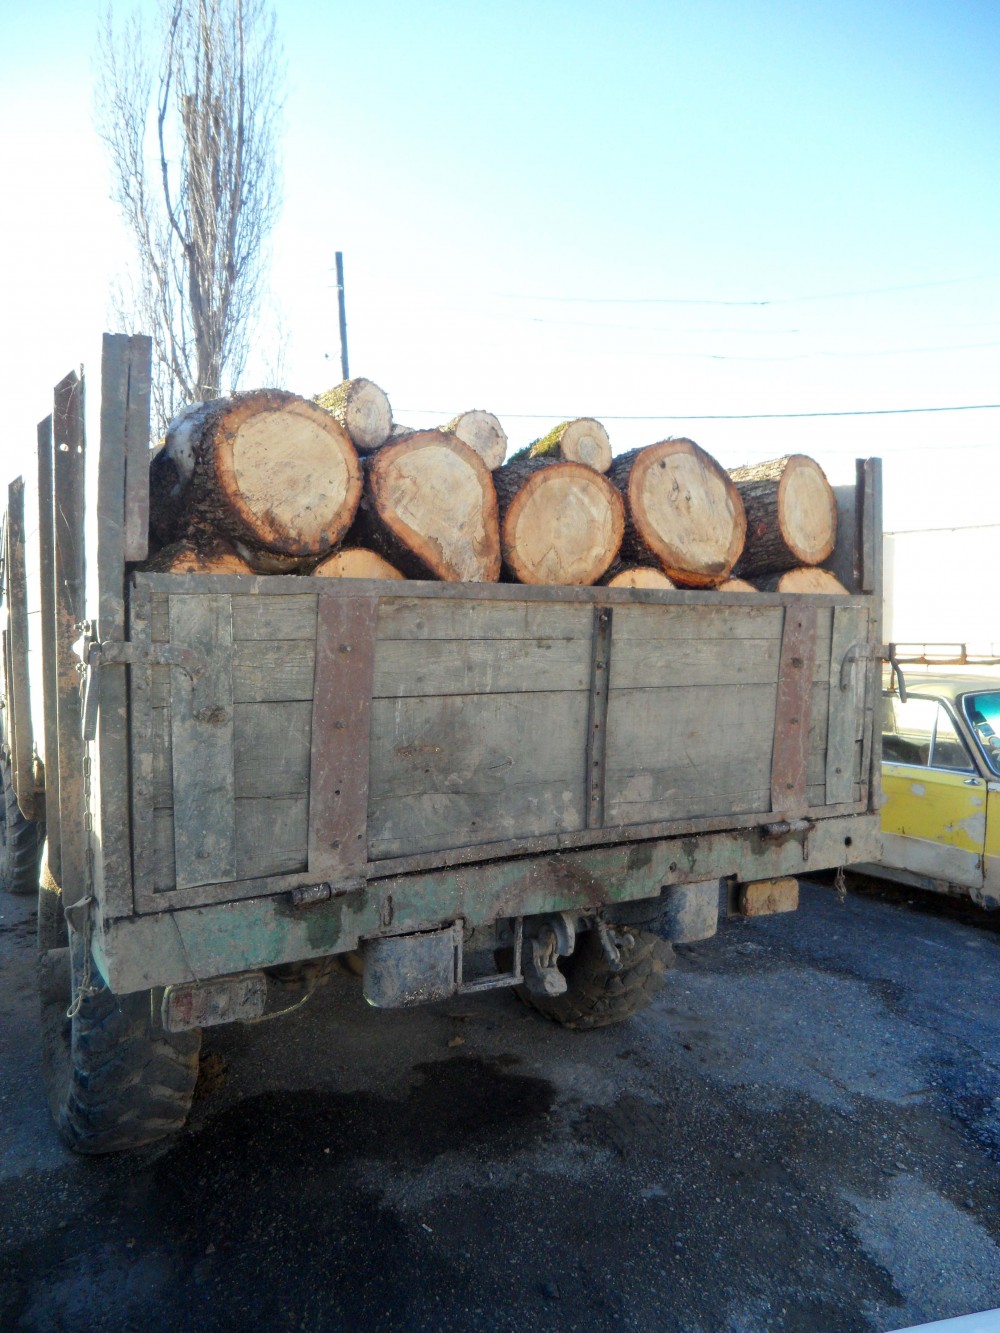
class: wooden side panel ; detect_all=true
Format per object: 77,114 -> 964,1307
770,606 -> 819,817
368,691 -> 589,859
5,478 -> 35,817
825,604 -> 870,805
307,596 -> 377,884
36,417 -> 61,879
123,335 -> 152,562
168,595 -> 237,889
52,372 -> 88,905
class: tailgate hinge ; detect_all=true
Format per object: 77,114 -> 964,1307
83,638 -> 207,740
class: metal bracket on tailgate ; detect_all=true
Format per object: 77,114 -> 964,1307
82,638 -> 207,741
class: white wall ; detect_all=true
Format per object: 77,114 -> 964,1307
883,527 -> 1000,650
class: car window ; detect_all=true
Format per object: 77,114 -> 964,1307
964,691 -> 1000,775
882,695 -> 974,772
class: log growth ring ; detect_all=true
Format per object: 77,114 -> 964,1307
778,455 -> 838,565
213,393 -> 363,555
629,439 -> 746,587
503,462 -> 625,585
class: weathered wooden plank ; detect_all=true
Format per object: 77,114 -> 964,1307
152,591 -> 321,645
94,334 -> 136,918
373,635 -> 591,699
611,636 -> 783,691
368,690 -> 588,858
5,478 -> 35,818
151,641 -> 317,708
36,418 -> 61,879
308,595 -> 377,883
377,597 -> 593,642
153,797 -> 309,893
825,604 -> 869,804
169,594 -> 237,889
123,334 -> 152,562
770,605 -> 818,817
859,459 -> 883,812
612,603 -> 783,642
52,371 -> 88,905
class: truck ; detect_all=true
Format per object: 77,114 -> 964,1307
0,334 -> 884,1154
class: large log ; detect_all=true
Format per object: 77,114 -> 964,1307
730,454 -> 837,578
150,390 -> 363,558
440,410 -> 508,470
609,439 -> 746,588
145,538 -> 255,574
755,567 -> 848,594
521,419 -> 613,474
716,576 -> 756,593
601,565 -> 676,589
312,547 -> 405,580
314,378 -> 393,454
492,457 -> 624,585
352,431 -> 502,582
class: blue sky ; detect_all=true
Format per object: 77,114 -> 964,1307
1,0 -> 998,533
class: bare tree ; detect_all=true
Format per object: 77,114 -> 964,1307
96,0 -> 282,432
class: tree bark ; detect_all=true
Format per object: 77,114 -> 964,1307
729,454 -> 837,578
151,389 -> 363,559
492,457 -> 624,585
351,431 -> 502,582
609,439 -> 746,588
315,378 -> 393,454
754,567 -> 847,594
440,410 -> 508,470
312,547 -> 405,580
519,418 -> 613,473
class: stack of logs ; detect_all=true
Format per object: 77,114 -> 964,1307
147,378 -> 847,593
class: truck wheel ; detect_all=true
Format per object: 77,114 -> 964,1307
0,757 -> 41,895
516,927 -> 674,1030
38,916 -> 201,1155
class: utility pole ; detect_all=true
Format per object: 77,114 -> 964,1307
335,251 -> 349,381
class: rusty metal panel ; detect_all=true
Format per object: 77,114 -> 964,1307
770,605 -> 818,818
307,593 -> 378,884
586,605 -> 613,829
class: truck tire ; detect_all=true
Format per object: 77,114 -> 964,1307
516,927 -> 674,1030
38,912 -> 201,1155
0,756 -> 41,895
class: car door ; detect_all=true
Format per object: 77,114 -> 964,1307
880,693 -> 987,890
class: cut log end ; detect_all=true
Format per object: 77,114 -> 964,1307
603,566 -> 676,589
716,577 -> 757,593
760,567 -> 848,594
529,418 -> 612,473
614,439 -> 746,587
501,462 -> 625,585
146,539 -> 255,575
312,547 -> 406,580
212,392 -> 363,556
442,410 -> 508,470
367,431 -> 501,582
315,378 -> 393,453
730,454 -> 838,576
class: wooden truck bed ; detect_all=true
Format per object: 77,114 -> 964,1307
4,337 -> 883,996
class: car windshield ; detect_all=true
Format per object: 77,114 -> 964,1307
963,691 -> 1000,774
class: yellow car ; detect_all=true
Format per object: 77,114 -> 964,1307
863,673 -> 1000,909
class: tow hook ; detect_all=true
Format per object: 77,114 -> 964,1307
522,913 -> 576,997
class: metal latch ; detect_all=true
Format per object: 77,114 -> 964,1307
82,639 -> 207,740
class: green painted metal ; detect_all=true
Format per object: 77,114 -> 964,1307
93,813 -> 879,995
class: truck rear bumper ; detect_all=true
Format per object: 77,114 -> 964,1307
94,813 -> 880,996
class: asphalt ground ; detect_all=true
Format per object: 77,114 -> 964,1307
1,875 -> 999,1333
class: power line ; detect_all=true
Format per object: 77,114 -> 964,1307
397,402 -> 1000,423
506,274 -> 994,308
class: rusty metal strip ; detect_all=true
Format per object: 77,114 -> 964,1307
37,416 -> 61,879
770,604 -> 818,818
586,605 -> 613,829
52,371 -> 87,906
307,593 -> 378,884
6,478 -> 36,818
